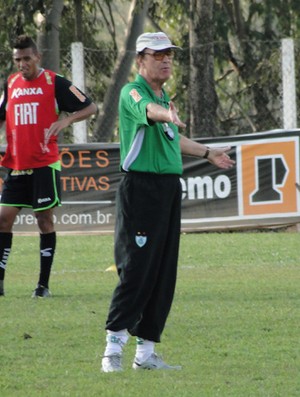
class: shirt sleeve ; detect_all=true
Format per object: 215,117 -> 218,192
55,75 -> 93,113
120,84 -> 153,126
0,82 -> 8,121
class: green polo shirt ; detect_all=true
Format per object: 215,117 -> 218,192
118,74 -> 183,175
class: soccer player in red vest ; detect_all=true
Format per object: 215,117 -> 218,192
0,35 -> 97,297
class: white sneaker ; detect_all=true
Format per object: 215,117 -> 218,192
132,353 -> 182,370
101,353 -> 123,372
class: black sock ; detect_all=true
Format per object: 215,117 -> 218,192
0,232 -> 13,281
38,232 -> 56,289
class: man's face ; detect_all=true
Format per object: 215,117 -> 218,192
139,49 -> 174,84
13,47 -> 41,81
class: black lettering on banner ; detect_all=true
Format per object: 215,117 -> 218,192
251,156 -> 288,203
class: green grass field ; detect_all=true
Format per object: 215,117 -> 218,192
0,232 -> 299,397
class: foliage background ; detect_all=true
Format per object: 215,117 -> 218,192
1,0 -> 300,142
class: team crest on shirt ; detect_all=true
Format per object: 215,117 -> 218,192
135,232 -> 147,248
129,89 -> 142,103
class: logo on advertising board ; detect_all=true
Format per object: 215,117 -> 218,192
239,138 -> 299,216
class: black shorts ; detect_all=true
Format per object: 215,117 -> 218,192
0,166 -> 61,211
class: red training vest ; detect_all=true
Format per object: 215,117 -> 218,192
2,69 -> 59,170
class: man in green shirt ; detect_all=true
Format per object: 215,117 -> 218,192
119,73 -> 182,174
101,32 -> 234,372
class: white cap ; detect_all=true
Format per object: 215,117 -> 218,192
136,32 -> 180,53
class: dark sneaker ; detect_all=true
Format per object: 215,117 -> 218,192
101,353 -> 123,372
133,353 -> 182,370
32,285 -> 52,298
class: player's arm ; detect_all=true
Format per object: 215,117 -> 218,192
46,103 -> 97,137
46,75 -> 97,138
146,101 -> 186,128
180,134 -> 235,169
0,83 -> 7,130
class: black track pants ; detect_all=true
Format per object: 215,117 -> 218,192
106,172 -> 182,342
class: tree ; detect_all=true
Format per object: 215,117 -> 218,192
93,0 -> 150,142
149,0 -> 300,135
0,0 -> 64,73
2,0 -> 300,141
74,0 -> 83,42
189,0 -> 218,137
37,0 -> 65,72
216,0 -> 300,133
